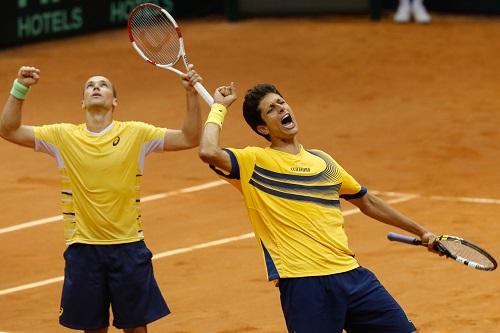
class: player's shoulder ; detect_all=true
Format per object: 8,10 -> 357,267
37,122 -> 78,131
227,146 -> 265,154
245,146 -> 267,153
33,123 -> 79,142
306,148 -> 342,165
116,120 -> 155,130
306,148 -> 332,159
118,120 -> 145,126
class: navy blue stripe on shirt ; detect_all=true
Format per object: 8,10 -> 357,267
249,179 -> 340,207
209,148 -> 240,179
254,164 -> 326,182
261,240 -> 280,281
252,171 -> 341,193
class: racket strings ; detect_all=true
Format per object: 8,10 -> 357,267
129,7 -> 180,65
440,239 -> 494,267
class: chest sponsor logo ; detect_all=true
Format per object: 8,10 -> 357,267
290,167 -> 310,172
112,136 -> 121,146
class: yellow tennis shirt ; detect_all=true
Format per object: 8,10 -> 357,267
34,121 -> 167,245
215,146 -> 366,280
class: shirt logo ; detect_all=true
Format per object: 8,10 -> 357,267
290,167 -> 310,172
59,307 -> 64,317
112,136 -> 121,146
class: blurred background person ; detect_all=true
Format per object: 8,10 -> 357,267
394,0 -> 431,23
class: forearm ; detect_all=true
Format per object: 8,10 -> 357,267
180,92 -> 202,146
199,122 -> 222,160
199,122 -> 232,172
357,192 -> 430,237
0,95 -> 24,136
0,67 -> 39,147
198,83 -> 235,171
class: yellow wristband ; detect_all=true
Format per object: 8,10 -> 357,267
10,79 -> 29,100
205,103 -> 228,128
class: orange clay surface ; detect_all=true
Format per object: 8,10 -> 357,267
0,15 -> 499,333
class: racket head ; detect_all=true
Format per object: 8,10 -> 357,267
127,2 -> 184,67
435,235 -> 497,271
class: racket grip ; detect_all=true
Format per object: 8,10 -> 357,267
194,82 -> 214,106
387,232 -> 422,245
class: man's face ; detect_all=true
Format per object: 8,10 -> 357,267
257,93 -> 298,140
82,76 -> 117,111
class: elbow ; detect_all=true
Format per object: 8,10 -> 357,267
189,128 -> 202,148
182,132 -> 201,149
0,124 -> 10,140
198,146 -> 217,164
0,118 -> 20,140
185,139 -> 199,149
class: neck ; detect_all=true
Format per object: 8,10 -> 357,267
270,137 -> 301,155
85,109 -> 113,133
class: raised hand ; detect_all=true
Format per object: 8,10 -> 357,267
181,64 -> 202,94
214,82 -> 237,108
17,66 -> 40,87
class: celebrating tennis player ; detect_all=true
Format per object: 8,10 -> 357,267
199,82 -> 439,333
0,65 -> 204,332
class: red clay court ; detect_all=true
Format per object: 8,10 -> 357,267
1,14 -> 500,333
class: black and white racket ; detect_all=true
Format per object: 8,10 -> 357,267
388,232 -> 497,271
128,2 -> 214,105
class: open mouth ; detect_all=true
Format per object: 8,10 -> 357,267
281,114 -> 294,128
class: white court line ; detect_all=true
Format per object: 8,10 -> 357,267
153,233 -> 255,259
0,215 -> 62,235
428,195 -> 500,205
0,195 -> 416,297
0,276 -> 64,296
372,190 -> 500,205
0,180 -> 227,235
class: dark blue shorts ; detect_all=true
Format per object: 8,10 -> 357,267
59,241 -> 169,330
278,267 -> 416,333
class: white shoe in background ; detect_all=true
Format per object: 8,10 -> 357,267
394,1 -> 411,23
412,1 -> 432,23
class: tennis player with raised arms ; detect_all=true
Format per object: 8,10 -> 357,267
199,82 -> 440,333
0,65 -> 204,332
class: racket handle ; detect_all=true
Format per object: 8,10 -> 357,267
387,232 -> 422,246
194,82 -> 214,106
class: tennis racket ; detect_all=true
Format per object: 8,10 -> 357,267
127,2 -> 214,106
387,232 -> 497,271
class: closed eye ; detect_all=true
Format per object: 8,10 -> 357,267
268,100 -> 285,113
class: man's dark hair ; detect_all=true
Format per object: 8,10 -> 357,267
242,83 -> 283,141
